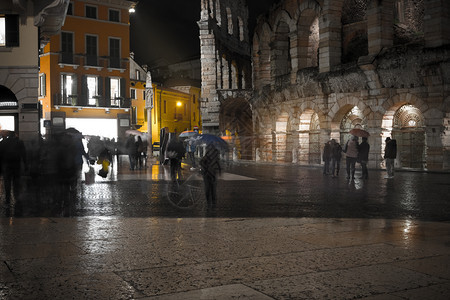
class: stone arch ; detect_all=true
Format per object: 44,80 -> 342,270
253,22 -> 272,89
381,93 -> 428,169
296,2 -> 322,69
254,108 -> 274,161
330,96 -> 372,146
271,18 -> 291,79
226,7 -> 233,35
219,97 -> 253,160
341,0 -> 369,63
273,109 -> 292,162
0,85 -> 19,133
297,108 -> 322,164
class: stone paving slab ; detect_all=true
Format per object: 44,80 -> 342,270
1,217 -> 449,299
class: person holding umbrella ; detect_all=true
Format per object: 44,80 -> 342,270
166,137 -> 185,182
200,144 -> 221,211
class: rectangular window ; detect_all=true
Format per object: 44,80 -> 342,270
67,3 -> 73,15
87,76 -> 98,105
61,74 -> 75,105
136,70 -> 140,80
130,88 -> 136,100
110,78 -> 120,106
164,100 -> 166,114
109,9 -> 120,22
193,112 -> 196,122
61,32 -> 74,63
0,15 -> 19,47
193,95 -> 196,104
85,5 -> 97,19
86,35 -> 97,66
39,74 -> 46,98
142,90 -> 145,100
109,38 -> 120,68
184,103 -> 187,116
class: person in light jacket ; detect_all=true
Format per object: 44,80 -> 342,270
344,136 -> 359,180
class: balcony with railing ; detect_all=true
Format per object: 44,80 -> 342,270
53,93 -> 131,110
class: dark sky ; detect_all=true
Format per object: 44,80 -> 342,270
129,0 -> 278,67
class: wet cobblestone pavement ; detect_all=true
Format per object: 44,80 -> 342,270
1,159 -> 449,221
1,159 -> 450,299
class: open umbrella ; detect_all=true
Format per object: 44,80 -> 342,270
179,130 -> 199,139
194,134 -> 228,150
349,128 -> 370,138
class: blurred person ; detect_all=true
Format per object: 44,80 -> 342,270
0,131 -> 27,205
186,137 -> 197,170
322,141 -> 331,175
126,135 -> 137,170
384,137 -> 397,178
330,139 -> 342,178
136,136 -> 145,170
166,137 -> 185,182
344,135 -> 359,180
358,137 -> 370,179
200,144 -> 221,210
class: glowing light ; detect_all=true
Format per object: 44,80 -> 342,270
176,101 -> 182,107
129,7 -> 135,13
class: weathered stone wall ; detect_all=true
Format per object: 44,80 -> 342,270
250,0 -> 450,170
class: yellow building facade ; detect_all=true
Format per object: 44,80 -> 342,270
39,0 -> 135,139
129,59 -> 201,145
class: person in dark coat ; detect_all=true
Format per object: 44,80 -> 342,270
322,141 -> 332,175
330,139 -> 342,178
0,131 -> 27,204
358,137 -> 370,179
384,137 -> 397,178
126,135 -> 137,170
166,137 -> 185,182
200,144 -> 221,210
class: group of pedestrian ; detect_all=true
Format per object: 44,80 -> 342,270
322,139 -> 343,178
125,135 -> 147,171
323,134 -> 397,180
323,135 -> 370,180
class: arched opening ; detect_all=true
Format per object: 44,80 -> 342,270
271,21 -> 291,80
298,109 -> 321,164
0,85 -> 19,135
340,105 -> 365,145
273,112 -> 290,162
382,103 -> 426,169
226,7 -> 233,35
392,104 -> 426,169
394,0 -> 424,45
341,0 -> 369,63
219,97 -> 253,160
238,16 -> 244,41
297,10 -> 319,69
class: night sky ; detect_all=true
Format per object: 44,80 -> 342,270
129,0 -> 278,67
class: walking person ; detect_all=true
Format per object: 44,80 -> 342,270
126,135 -> 137,170
344,135 -> 359,180
166,137 -> 185,182
0,131 -> 27,205
322,141 -> 331,175
200,144 -> 221,211
358,137 -> 370,179
384,137 -> 397,178
186,138 -> 197,170
330,139 -> 342,178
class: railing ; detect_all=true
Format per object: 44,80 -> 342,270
58,53 -> 127,70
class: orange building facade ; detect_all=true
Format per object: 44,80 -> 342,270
39,0 -> 135,139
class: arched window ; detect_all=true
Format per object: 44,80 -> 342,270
238,16 -> 244,41
226,7 -> 233,35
